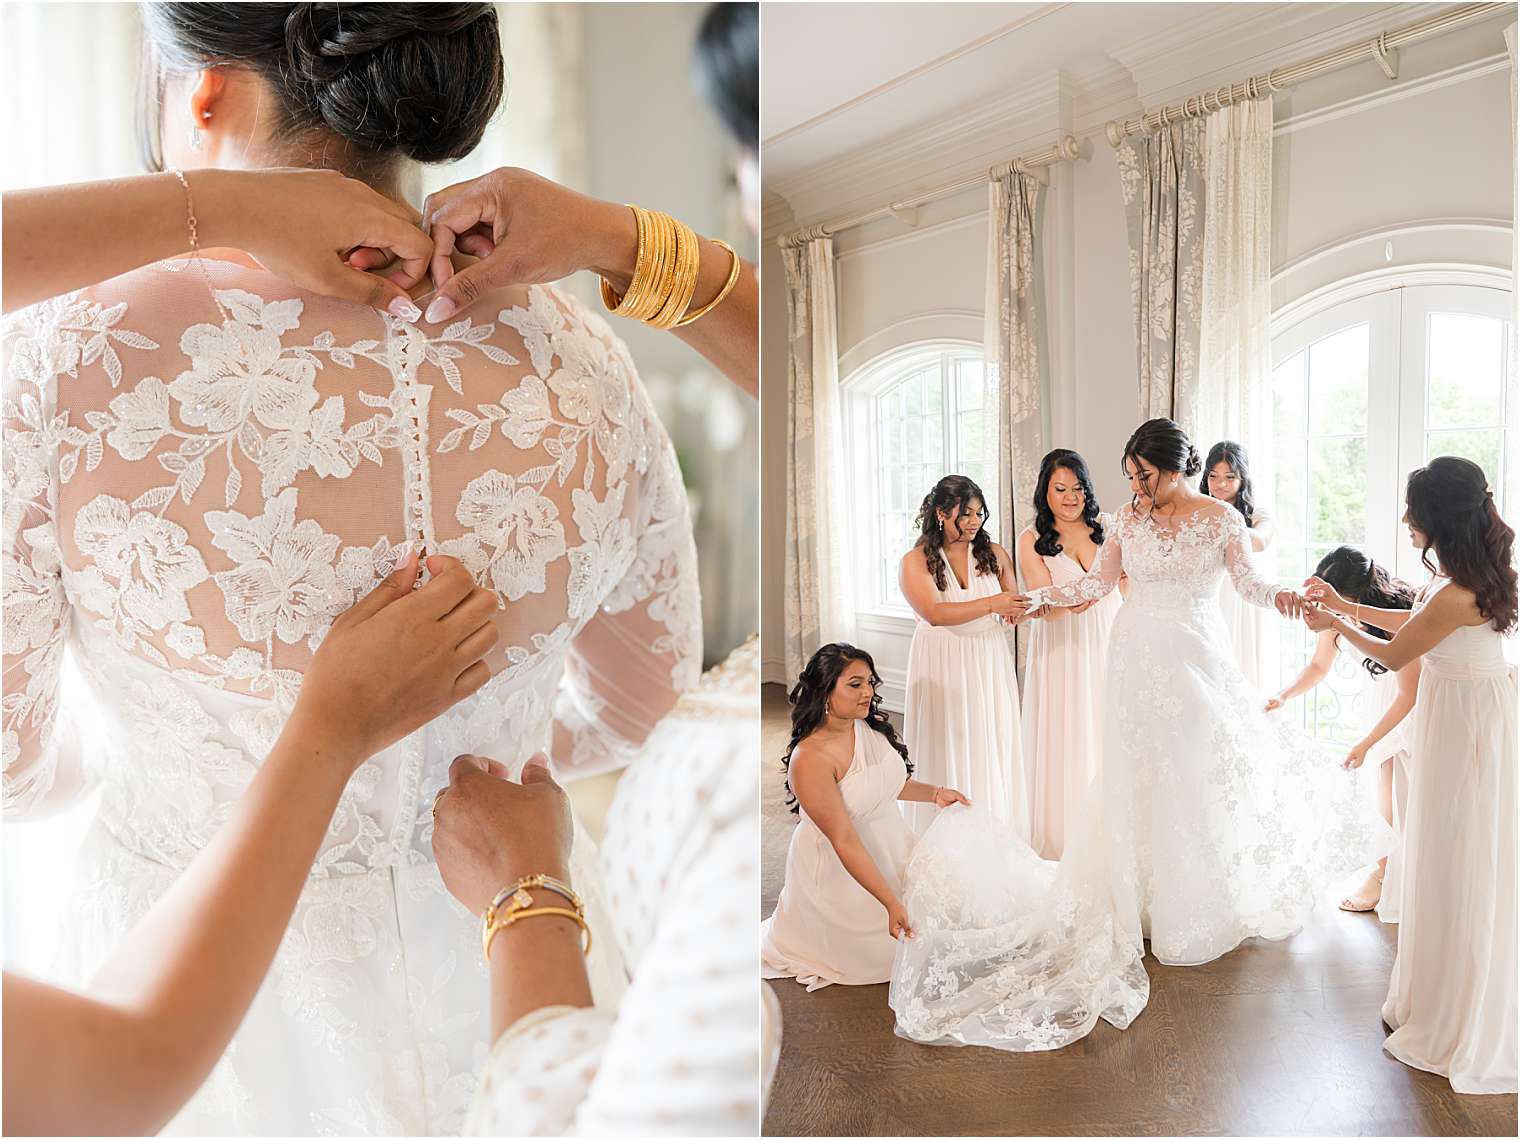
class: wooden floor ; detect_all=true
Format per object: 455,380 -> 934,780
760,684 -> 1517,1137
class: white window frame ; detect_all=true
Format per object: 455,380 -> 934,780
1270,275 -> 1513,743
841,339 -> 993,619
1271,279 -> 1514,584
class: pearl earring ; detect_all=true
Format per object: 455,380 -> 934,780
188,110 -> 210,150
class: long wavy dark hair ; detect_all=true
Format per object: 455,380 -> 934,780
914,475 -> 999,590
1200,440 -> 1257,529
1032,449 -> 1105,557
1121,418 -> 1202,519
1311,547 -> 1416,676
782,643 -> 911,814
1405,456 -> 1518,635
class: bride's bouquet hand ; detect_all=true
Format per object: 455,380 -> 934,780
932,786 -> 970,809
886,899 -> 915,940
289,552 -> 498,771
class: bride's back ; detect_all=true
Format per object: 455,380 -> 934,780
3,256 -> 700,868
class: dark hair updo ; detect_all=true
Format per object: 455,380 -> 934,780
1032,448 -> 1105,557
1311,546 -> 1416,676
694,2 -> 757,152
913,474 -> 999,591
782,643 -> 911,813
1199,440 -> 1257,529
1405,456 -> 1517,635
1122,418 -> 1202,511
140,3 -> 505,172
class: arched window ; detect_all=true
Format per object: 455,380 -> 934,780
1270,279 -> 1513,741
842,341 -> 994,612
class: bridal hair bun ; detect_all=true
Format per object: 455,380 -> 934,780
143,3 -> 504,166
282,3 -> 503,162
1123,418 -> 1201,478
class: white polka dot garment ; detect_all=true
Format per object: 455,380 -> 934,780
465,639 -> 760,1135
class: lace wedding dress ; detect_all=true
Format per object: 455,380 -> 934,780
2,253 -> 701,1134
890,502 -> 1386,1053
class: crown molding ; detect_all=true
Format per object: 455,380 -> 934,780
1110,2 -> 1454,107
760,192 -> 797,243
770,72 -> 1070,227
1274,50 -> 1511,134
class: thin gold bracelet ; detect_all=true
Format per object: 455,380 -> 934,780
674,239 -> 742,327
480,875 -> 590,963
166,168 -> 229,321
483,906 -> 591,963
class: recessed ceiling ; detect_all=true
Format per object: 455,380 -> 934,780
761,1 -> 1237,182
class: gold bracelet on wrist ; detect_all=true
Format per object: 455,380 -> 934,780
481,874 -> 590,963
600,206 -> 728,329
674,239 -> 741,327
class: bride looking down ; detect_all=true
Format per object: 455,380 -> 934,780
891,418 -> 1387,1053
2,4 -> 698,1133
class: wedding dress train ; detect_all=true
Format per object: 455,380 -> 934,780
890,502 -> 1387,1052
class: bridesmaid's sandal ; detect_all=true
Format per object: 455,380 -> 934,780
1339,868 -> 1384,912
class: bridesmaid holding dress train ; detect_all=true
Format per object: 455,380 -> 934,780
1305,456 -> 1516,1094
761,644 -> 968,989
1016,449 -> 1122,860
1202,441 -> 1277,690
899,476 -> 1031,836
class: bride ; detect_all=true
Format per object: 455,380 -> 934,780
890,418 -> 1387,1052
2,5 -> 702,1133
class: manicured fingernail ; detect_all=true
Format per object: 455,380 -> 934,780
389,297 -> 421,322
424,296 -> 456,324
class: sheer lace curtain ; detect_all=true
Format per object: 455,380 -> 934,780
1117,119 -> 1207,423
781,232 -> 852,680
986,168 -> 1049,671
1197,98 -> 1274,492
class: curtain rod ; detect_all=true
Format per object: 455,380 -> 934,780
1104,2 -> 1507,146
778,135 -> 1080,249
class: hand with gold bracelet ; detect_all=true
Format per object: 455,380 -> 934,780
3,554 -> 500,1137
407,166 -> 759,398
430,752 -> 593,1041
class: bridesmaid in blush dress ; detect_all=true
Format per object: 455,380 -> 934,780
761,644 -> 968,989
1016,449 -> 1122,860
1305,456 -> 1517,1094
899,476 -> 1032,836
1202,441 -> 1277,691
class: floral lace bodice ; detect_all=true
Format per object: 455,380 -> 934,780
1028,500 -> 1279,613
2,254 -> 701,876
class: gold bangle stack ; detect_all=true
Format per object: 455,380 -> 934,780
480,873 -> 591,963
600,206 -> 740,330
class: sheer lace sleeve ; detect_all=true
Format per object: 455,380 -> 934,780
2,302 -> 85,817
1027,518 -> 1123,608
549,445 -> 702,779
1222,507 -> 1280,609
